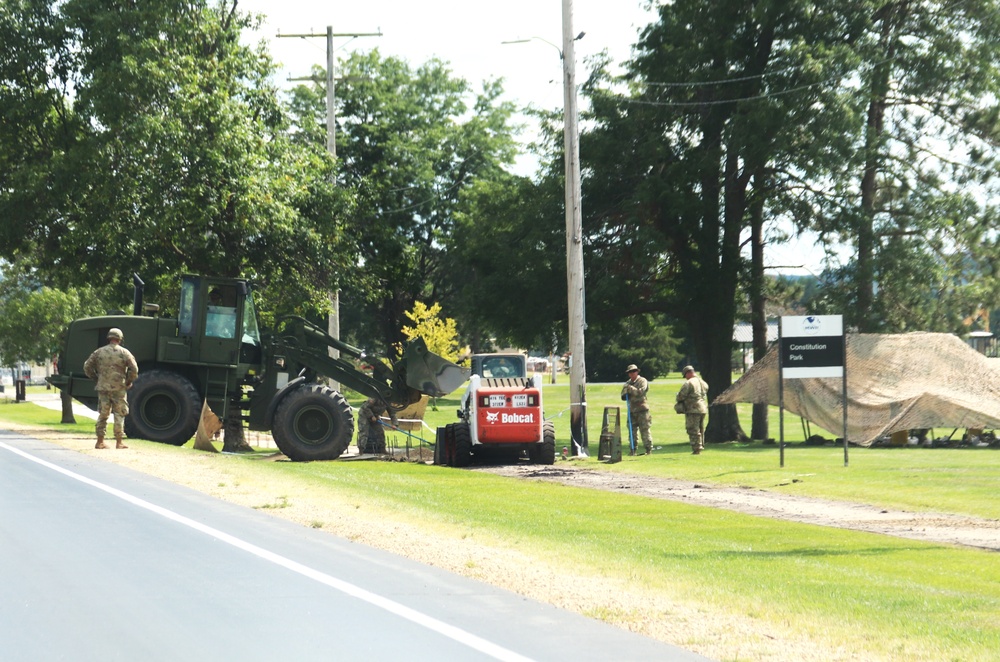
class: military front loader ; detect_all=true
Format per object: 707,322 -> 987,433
47,274 -> 468,461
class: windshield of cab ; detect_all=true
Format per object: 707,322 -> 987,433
241,290 -> 261,346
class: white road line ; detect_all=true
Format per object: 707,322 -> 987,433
0,440 -> 534,662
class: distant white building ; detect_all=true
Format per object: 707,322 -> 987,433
733,321 -> 778,371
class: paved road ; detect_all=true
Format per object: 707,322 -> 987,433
0,430 -> 711,662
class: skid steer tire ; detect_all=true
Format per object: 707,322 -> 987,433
452,421 -> 473,467
124,370 -> 201,446
531,421 -> 557,465
272,384 -> 353,461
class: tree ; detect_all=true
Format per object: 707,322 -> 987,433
2,0 -> 353,315
3,1 -> 362,450
812,1 -> 1000,333
325,50 -> 519,356
579,1 -> 866,441
584,314 -> 682,383
399,301 -> 461,364
447,171 -> 569,352
0,270 -> 106,423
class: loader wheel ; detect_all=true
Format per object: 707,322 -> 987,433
452,421 -> 473,467
530,421 -> 557,465
124,370 -> 201,446
272,384 -> 353,461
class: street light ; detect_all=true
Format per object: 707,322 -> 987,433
502,2 -> 588,454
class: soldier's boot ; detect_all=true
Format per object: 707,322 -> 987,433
115,434 -> 128,450
95,435 -> 107,450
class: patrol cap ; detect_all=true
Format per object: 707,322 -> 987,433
107,328 -> 124,340
682,365 -> 695,374
626,364 -> 639,373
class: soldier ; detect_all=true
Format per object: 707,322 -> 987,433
356,396 -> 398,454
676,365 -> 709,454
621,363 -> 652,455
83,328 -> 139,450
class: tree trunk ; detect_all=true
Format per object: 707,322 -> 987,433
221,392 -> 253,453
59,388 -> 77,425
857,5 -> 901,331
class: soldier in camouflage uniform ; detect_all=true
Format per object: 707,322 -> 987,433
356,396 -> 398,454
621,363 -> 652,455
83,328 -> 139,450
676,365 -> 709,454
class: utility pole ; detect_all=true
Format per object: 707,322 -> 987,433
562,0 -> 588,454
277,27 -> 381,386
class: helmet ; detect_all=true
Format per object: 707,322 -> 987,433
625,364 -> 639,373
682,365 -> 695,374
107,328 -> 124,341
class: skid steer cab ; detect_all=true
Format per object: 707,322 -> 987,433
48,274 -> 468,461
435,353 -> 555,467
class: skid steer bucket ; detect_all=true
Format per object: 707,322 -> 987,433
396,338 -> 469,397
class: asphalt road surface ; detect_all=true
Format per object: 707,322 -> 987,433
0,430 -> 711,662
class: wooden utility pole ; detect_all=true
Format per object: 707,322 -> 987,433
277,27 -> 381,386
562,0 -> 588,453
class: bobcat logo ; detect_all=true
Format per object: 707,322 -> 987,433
486,411 -> 499,424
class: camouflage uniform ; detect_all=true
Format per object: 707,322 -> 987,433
356,397 -> 398,454
676,368 -> 709,453
621,367 -> 652,454
83,331 -> 138,449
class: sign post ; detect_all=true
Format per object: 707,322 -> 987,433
778,315 -> 848,467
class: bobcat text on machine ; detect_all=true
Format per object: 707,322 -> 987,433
48,274 -> 468,461
435,353 -> 555,466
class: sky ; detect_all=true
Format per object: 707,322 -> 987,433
239,0 -> 656,145
238,0 -> 834,276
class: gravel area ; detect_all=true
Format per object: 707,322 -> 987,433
472,464 -> 1000,552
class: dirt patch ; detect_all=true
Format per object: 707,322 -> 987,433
471,463 -> 1000,552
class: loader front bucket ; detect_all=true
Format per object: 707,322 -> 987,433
396,338 -> 469,397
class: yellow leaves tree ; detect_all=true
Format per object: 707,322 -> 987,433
400,301 -> 462,364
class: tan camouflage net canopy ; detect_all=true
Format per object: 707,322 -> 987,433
714,332 -> 1000,446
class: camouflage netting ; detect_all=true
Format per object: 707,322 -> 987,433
714,332 -> 1000,446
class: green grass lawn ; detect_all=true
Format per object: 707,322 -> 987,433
350,380 -> 1000,522
5,383 -> 1000,659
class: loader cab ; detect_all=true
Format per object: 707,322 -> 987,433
471,353 -> 527,379
177,275 -> 261,367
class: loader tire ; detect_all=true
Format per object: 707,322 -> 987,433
433,427 -> 446,466
272,384 -> 353,461
124,370 -> 201,446
452,421 -> 473,467
537,420 -> 557,465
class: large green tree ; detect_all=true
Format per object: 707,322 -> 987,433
316,50 -> 519,356
1,0 -> 351,315
811,0 -> 1000,333
580,0 -> 865,441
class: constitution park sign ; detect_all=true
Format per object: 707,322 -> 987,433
780,315 -> 844,378
778,315 -> 849,466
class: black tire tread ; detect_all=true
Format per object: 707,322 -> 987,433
124,369 -> 201,446
272,384 -> 353,461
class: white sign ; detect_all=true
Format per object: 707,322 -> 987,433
780,315 -> 845,379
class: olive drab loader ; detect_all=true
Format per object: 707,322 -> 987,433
47,274 -> 468,461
